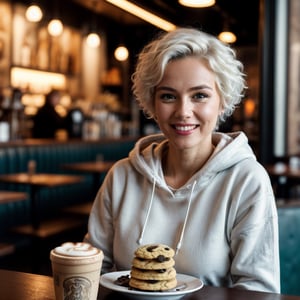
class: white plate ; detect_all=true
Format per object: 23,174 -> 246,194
100,270 -> 203,300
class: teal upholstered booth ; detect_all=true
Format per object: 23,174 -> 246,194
278,203 -> 300,296
0,137 -> 136,237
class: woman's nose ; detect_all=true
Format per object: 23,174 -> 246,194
175,98 -> 193,118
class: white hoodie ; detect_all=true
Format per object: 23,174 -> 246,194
85,131 -> 280,293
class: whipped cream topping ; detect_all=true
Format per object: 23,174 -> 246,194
54,242 -> 100,257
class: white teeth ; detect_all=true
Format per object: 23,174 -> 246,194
175,125 -> 195,131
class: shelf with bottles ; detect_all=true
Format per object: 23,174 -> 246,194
101,66 -> 124,101
13,4 -> 82,77
10,66 -> 67,116
0,87 -> 27,141
11,66 -> 67,93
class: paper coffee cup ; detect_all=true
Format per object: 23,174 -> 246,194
50,242 -> 103,300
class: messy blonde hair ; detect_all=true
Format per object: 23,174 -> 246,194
131,27 -> 246,123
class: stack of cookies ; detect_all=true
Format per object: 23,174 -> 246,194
129,243 -> 177,291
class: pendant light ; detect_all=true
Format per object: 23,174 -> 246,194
114,46 -> 129,61
25,4 -> 43,22
86,0 -> 101,48
48,19 -> 63,36
86,33 -> 101,48
178,0 -> 215,8
218,31 -> 237,44
218,13 -> 237,44
47,0 -> 63,37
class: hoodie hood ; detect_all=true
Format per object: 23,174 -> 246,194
129,131 -> 257,253
129,131 -> 256,190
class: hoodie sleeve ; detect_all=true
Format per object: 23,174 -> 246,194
84,168 -> 116,274
228,164 -> 280,293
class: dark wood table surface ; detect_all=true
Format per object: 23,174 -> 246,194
0,173 -> 84,187
0,173 -> 84,229
0,191 -> 29,256
0,190 -> 28,204
264,164 -> 300,198
265,164 -> 300,178
62,161 -> 114,195
0,269 -> 299,300
62,161 -> 114,174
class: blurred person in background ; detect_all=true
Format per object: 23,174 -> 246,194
32,89 -> 65,138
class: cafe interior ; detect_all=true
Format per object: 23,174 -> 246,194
0,0 -> 300,297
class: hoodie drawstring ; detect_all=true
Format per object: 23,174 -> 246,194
137,178 -> 197,255
175,180 -> 197,255
138,178 -> 156,245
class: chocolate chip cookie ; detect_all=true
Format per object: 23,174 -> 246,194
129,243 -> 177,291
129,277 -> 177,291
134,244 -> 175,259
130,267 -> 176,280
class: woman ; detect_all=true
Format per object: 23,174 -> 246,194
85,28 -> 280,293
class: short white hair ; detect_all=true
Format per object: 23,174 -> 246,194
132,27 -> 246,124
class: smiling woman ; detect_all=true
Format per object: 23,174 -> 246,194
84,27 -> 280,294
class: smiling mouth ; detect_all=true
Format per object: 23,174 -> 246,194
172,125 -> 198,132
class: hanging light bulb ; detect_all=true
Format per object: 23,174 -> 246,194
48,19 -> 63,36
86,1 -> 101,48
178,0 -> 215,8
86,33 -> 101,48
218,31 -> 237,44
114,46 -> 129,61
26,4 -> 43,22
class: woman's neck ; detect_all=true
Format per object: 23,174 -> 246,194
162,143 -> 215,189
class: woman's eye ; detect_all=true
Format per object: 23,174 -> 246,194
193,92 -> 208,101
159,93 -> 176,102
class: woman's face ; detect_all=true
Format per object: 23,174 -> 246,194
154,56 -> 222,151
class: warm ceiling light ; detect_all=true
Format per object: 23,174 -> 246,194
114,46 -> 129,61
48,19 -> 63,36
218,31 -> 237,44
11,67 -> 66,93
25,4 -> 43,22
86,33 -> 101,48
105,0 -> 176,32
178,0 -> 215,8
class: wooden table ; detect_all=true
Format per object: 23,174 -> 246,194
0,173 -> 84,229
0,269 -> 55,300
265,164 -> 300,178
0,269 -> 299,300
0,191 -> 29,256
265,164 -> 300,198
62,161 -> 114,195
0,190 -> 28,204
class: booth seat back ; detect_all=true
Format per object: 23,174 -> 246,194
0,138 -> 136,235
278,205 -> 300,296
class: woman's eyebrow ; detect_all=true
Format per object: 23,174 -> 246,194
155,86 -> 175,92
189,85 -> 213,91
156,85 -> 213,92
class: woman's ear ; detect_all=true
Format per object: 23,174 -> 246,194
218,100 -> 224,115
218,108 -> 224,117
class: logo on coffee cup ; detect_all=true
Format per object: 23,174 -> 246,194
63,276 -> 91,300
